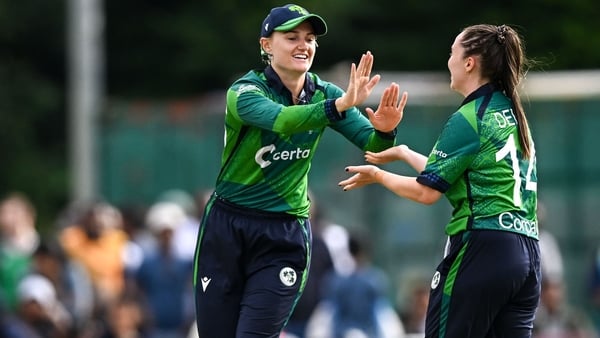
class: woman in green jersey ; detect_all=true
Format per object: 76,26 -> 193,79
340,24 -> 540,338
193,4 -> 407,338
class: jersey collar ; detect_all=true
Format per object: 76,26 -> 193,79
461,82 -> 498,106
264,66 -> 316,104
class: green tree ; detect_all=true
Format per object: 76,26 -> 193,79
0,0 -> 68,232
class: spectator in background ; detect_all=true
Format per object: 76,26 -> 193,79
0,192 -> 38,312
587,241 -> 600,331
397,274 -> 429,336
59,201 -> 129,309
98,294 -> 147,338
30,241 -> 96,337
118,203 -> 151,279
0,273 -> 71,338
306,230 -> 405,338
131,201 -> 194,338
534,277 -> 598,338
537,201 -> 564,283
322,222 -> 355,277
157,189 -> 200,262
0,192 -> 40,256
284,194 -> 335,338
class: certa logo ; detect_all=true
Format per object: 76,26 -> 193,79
255,144 -> 311,168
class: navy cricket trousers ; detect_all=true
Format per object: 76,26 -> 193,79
425,230 -> 541,338
193,196 -> 311,338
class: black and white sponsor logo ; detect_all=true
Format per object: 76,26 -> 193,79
201,276 -> 211,292
431,148 -> 448,158
255,144 -> 311,168
498,212 -> 538,236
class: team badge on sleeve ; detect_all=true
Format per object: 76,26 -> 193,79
279,267 -> 297,287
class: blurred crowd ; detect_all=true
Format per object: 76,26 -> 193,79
1,190 -> 599,338
0,190 -> 208,338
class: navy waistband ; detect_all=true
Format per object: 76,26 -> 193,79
213,195 -> 299,221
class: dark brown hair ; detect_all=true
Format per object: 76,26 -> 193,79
460,24 -> 533,159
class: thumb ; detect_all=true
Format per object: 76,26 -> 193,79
366,74 -> 381,90
365,107 -> 376,120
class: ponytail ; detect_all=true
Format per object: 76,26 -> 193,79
461,24 -> 533,158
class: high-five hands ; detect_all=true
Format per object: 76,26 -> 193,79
334,51 -> 408,133
366,83 -> 407,133
335,51 -> 380,112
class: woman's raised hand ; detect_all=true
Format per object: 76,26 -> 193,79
365,83 -> 407,133
335,51 -> 381,112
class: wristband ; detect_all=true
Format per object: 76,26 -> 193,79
375,128 -> 397,139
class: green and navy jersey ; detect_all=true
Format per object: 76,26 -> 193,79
215,66 -> 396,217
417,83 -> 538,239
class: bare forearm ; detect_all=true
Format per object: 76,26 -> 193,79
401,145 -> 428,172
340,163 -> 442,204
374,169 -> 441,205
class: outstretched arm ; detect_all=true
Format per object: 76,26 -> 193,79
338,165 -> 442,205
365,144 -> 428,172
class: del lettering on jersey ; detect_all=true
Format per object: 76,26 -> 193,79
493,108 -> 516,128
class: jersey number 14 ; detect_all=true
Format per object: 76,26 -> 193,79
495,134 -> 537,207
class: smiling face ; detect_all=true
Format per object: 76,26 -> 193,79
260,21 -> 317,78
